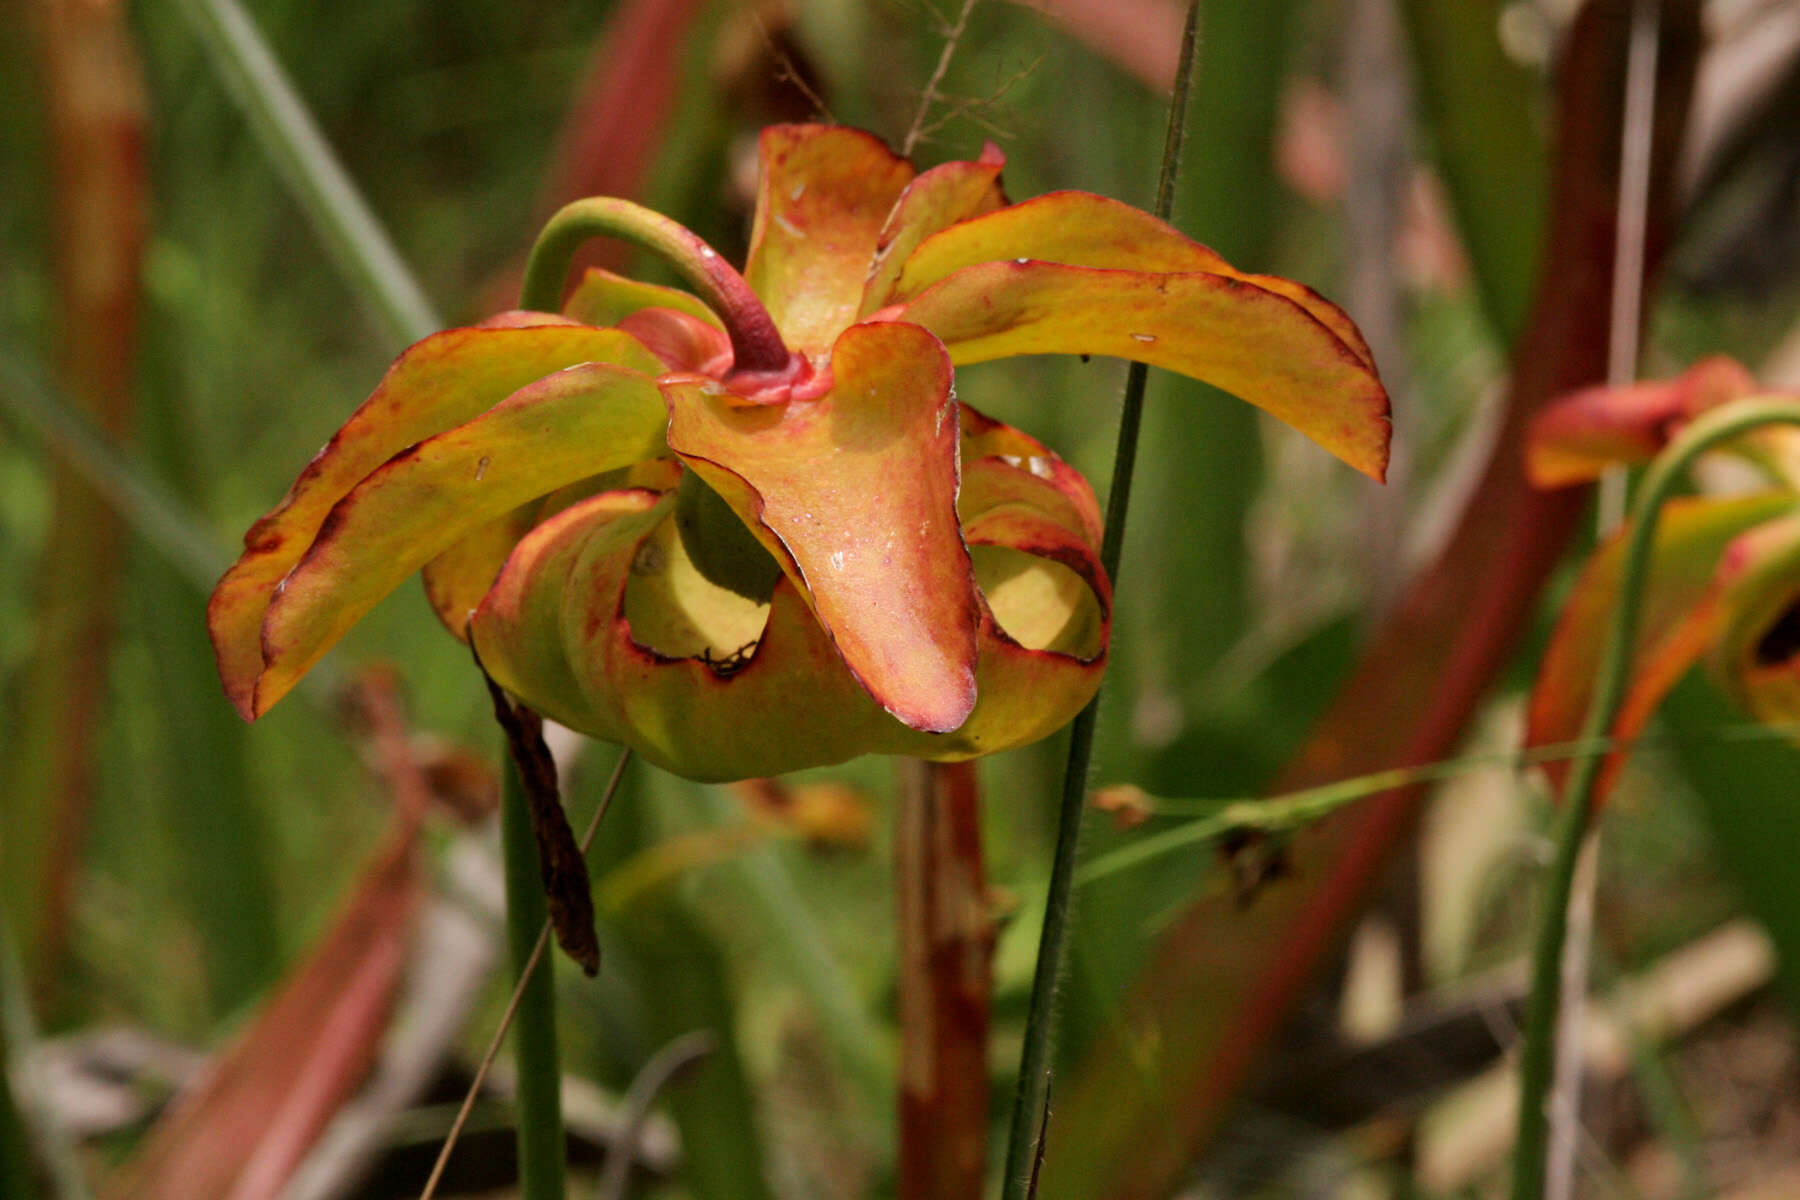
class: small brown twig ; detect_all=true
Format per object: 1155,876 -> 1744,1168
415,749 -> 631,1200
903,0 -> 980,156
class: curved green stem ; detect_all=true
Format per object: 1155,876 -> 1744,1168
999,4 -> 1204,1197
520,198 -> 793,375
1512,397 -> 1800,1200
501,759 -> 566,1200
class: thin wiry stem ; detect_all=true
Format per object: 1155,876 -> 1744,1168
417,750 -> 630,1200
1072,725 -> 1800,887
998,4 -> 1203,1197
1510,398 -> 1800,1200
1548,4 -> 1664,1196
902,0 -> 979,156
596,1031 -> 717,1200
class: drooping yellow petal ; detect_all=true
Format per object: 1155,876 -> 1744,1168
885,191 -> 1375,371
473,406 -> 1111,782
472,485 -> 898,779
1527,491 -> 1800,800
896,261 -> 1391,481
208,325 -> 663,716
742,124 -> 915,354
246,363 -> 668,718
661,321 -> 979,732
860,144 -> 1007,316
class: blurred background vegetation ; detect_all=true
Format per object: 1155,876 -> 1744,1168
4,0 -> 1800,1197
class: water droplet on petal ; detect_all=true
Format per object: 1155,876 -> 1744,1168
474,455 -> 491,481
790,182 -> 807,201
775,213 -> 805,238
1027,456 -> 1054,479
1014,257 -> 1031,265
1131,332 -> 1157,344
829,550 -> 846,571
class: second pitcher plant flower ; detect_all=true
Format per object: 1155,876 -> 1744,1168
209,125 -> 1391,781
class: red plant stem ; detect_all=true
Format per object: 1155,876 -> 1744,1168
1040,4 -> 1702,1197
0,0 -> 147,995
896,760 -> 994,1200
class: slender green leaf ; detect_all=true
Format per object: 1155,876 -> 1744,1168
173,0 -> 440,346
1397,0 -> 1550,342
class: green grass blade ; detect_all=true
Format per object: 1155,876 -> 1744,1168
172,0 -> 440,346
1001,6 -> 1205,1195
0,350 -> 223,589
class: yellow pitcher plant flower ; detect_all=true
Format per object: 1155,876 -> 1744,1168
209,125 -> 1389,781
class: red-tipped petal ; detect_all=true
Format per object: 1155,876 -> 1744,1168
743,124 -> 915,354
208,325 -> 662,717
247,363 -> 668,717
888,190 -> 1375,371
1527,355 -> 1760,487
897,260 -> 1391,481
860,149 -> 1008,315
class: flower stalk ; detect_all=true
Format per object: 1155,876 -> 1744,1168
1511,397 -> 1800,1200
1000,2 -> 1204,1194
500,757 -> 567,1200
520,197 -> 796,376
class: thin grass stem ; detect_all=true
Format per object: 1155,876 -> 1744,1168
1074,724 -> 1800,887
998,4 -> 1203,1195
1511,397 -> 1800,1200
173,0 -> 440,346
418,750 -> 628,1200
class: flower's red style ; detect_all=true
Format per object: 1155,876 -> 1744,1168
208,125 -> 1389,781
